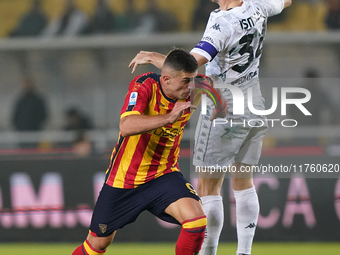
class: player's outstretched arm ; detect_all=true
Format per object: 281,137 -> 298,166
128,51 -> 166,73
129,50 -> 210,73
120,101 -> 195,137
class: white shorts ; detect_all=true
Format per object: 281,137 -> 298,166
193,114 -> 268,168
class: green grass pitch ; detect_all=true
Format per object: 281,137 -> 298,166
0,242 -> 339,254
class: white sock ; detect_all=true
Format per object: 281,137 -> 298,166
200,195 -> 224,255
234,186 -> 259,255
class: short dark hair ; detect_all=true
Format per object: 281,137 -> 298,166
163,48 -> 198,74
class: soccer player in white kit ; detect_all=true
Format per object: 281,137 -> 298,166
129,1 -> 292,254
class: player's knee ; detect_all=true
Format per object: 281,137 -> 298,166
197,178 -> 223,196
232,177 -> 253,191
86,231 -> 115,251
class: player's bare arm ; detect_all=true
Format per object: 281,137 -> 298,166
119,101 -> 195,137
129,51 -> 209,74
128,51 -> 166,73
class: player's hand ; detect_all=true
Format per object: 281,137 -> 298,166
210,99 -> 228,121
128,51 -> 152,73
128,51 -> 166,73
168,101 -> 196,124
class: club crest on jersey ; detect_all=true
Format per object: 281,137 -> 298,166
129,92 -> 138,106
99,224 -> 107,233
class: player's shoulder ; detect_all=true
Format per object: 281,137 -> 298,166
249,0 -> 271,9
129,72 -> 159,93
134,72 -> 160,84
248,0 -> 284,17
205,9 -> 234,37
208,8 -> 231,25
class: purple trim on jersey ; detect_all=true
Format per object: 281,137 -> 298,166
194,41 -> 218,60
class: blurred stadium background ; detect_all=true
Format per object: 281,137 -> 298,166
0,0 -> 340,254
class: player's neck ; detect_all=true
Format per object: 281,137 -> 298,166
219,0 -> 243,11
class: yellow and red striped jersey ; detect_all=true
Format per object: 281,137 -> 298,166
105,72 -> 203,189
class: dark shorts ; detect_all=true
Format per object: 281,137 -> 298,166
89,171 -> 200,237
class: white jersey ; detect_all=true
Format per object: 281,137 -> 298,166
191,0 -> 284,120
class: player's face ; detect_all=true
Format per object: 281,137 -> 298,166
167,71 -> 198,100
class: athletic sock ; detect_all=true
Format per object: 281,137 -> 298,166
200,195 -> 224,255
175,216 -> 207,255
234,186 -> 259,255
72,240 -> 106,255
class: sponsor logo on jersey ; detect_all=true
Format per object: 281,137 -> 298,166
210,23 -> 221,32
231,71 -> 258,85
128,92 -> 138,106
149,126 -> 185,138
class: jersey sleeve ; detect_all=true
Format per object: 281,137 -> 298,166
191,12 -> 232,62
254,0 -> 284,17
120,76 -> 151,119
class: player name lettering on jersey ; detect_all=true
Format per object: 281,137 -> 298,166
239,17 -> 255,30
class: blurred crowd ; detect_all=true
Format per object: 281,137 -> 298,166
7,0 -> 181,38
4,0 -> 340,39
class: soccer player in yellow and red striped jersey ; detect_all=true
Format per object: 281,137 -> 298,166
105,70 -> 198,189
72,49 -> 211,255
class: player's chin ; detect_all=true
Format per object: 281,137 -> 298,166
181,94 -> 190,100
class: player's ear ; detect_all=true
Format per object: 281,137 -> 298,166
162,75 -> 171,85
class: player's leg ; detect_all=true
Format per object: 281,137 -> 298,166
231,163 -> 258,255
231,126 -> 267,255
197,175 -> 225,255
193,113 -> 232,255
164,197 -> 207,255
72,232 -> 116,255
146,172 -> 207,255
72,183 -> 146,255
